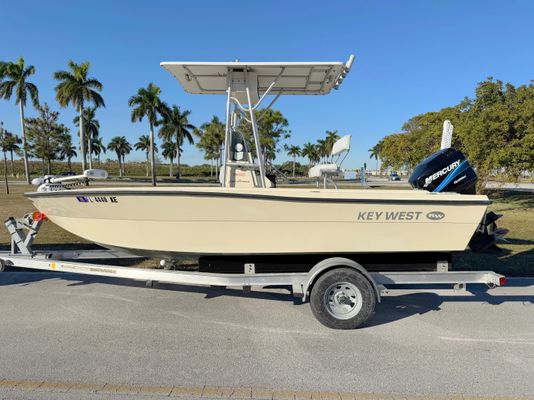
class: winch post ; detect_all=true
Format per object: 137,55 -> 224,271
5,215 -> 42,256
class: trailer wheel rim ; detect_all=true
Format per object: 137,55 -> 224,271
324,281 -> 363,320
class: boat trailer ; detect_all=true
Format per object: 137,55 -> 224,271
0,212 -> 505,329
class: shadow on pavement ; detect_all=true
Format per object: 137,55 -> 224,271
0,270 -> 299,304
1,271 -> 533,327
367,282 -> 534,327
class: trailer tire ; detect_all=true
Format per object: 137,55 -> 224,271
310,268 -> 375,329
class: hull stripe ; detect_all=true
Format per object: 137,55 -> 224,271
26,190 -> 490,206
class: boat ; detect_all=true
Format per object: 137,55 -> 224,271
5,56 -> 508,329
27,186 -> 489,256
26,56 -> 501,264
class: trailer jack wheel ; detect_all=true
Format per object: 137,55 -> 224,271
310,268 -> 376,329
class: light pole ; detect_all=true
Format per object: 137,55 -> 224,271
0,121 -> 9,194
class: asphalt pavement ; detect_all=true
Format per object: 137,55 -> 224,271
0,271 -> 533,400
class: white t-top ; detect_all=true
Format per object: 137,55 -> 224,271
160,60 -> 350,95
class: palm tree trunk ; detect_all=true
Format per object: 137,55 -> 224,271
3,151 -> 9,195
88,135 -> 93,169
9,150 -> 14,177
117,152 -> 122,177
176,146 -> 181,180
175,142 -> 180,179
169,158 -> 173,177
68,158 -> 72,172
145,152 -> 149,177
292,157 -> 296,177
47,159 -> 52,175
149,122 -> 156,186
19,102 -> 31,184
79,104 -> 87,172
41,158 -> 45,175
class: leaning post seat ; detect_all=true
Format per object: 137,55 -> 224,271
308,134 -> 351,188
308,164 -> 339,178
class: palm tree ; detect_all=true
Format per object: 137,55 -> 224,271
0,136 -> 9,194
54,61 -> 104,172
285,145 -> 301,177
0,131 -> 21,176
107,136 -> 132,177
8,134 -> 21,176
324,130 -> 340,161
316,139 -> 329,162
135,134 -> 158,177
0,128 -> 10,194
91,137 -> 106,164
0,57 -> 39,183
129,83 -> 169,186
368,139 -> 384,172
58,134 -> 77,172
73,107 -> 100,169
158,105 -> 195,179
161,141 -> 177,177
302,142 -> 320,167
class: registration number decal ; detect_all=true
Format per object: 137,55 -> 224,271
76,196 -> 118,203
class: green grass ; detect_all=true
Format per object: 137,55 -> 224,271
4,159 -> 265,180
454,190 -> 534,276
0,184 -> 532,275
0,184 -> 86,245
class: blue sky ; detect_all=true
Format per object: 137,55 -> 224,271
1,0 -> 533,168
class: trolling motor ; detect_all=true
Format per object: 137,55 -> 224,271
408,121 -> 507,252
32,169 -> 108,192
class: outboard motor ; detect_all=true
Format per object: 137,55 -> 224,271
409,148 -> 477,194
408,121 -> 505,251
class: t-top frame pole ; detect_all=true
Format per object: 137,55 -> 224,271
244,69 -> 266,188
221,68 -> 279,188
221,71 -> 233,187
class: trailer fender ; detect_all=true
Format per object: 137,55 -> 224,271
301,257 -> 380,302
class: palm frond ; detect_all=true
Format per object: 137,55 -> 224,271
0,58 -> 38,107
53,70 -> 73,81
54,61 -> 104,110
85,89 -> 105,108
0,81 -> 16,100
26,82 -> 39,108
85,78 -> 103,90
22,64 -> 36,79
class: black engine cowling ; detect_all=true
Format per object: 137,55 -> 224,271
408,148 -> 477,194
409,147 -> 505,252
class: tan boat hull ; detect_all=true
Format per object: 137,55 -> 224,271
27,187 -> 489,256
